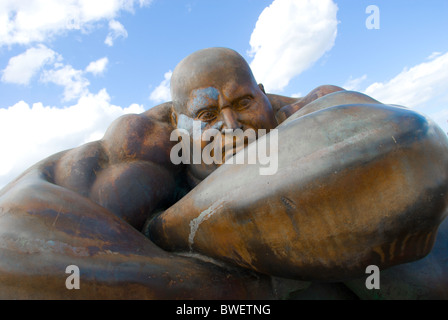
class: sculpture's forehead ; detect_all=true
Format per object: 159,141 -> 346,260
185,87 -> 219,116
186,80 -> 252,115
172,49 -> 258,115
192,87 -> 219,105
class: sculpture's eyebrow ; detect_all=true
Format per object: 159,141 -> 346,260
188,87 -> 219,115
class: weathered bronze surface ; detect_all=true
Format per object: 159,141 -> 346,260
0,47 -> 447,299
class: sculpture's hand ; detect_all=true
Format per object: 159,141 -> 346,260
274,85 -> 345,123
150,98 -> 448,281
344,218 -> 448,299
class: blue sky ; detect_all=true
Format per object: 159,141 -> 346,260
1,0 -> 448,188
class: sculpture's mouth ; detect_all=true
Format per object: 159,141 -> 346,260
203,133 -> 257,167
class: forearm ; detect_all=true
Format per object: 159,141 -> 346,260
149,103 -> 448,281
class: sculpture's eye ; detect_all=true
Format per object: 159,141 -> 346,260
197,110 -> 217,122
236,97 -> 252,110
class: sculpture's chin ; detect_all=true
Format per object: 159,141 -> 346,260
187,142 -> 250,185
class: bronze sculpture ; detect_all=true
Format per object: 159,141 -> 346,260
0,47 -> 447,299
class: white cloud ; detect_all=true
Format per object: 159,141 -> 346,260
0,0 -> 150,46
1,44 -> 59,85
41,64 -> 90,102
37,54 -> 110,102
104,19 -> 128,46
149,70 -> 172,104
85,57 -> 108,75
0,89 -> 144,189
363,52 -> 448,134
343,74 -> 367,91
248,0 -> 338,92
364,52 -> 448,108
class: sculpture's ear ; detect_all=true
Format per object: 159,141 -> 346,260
258,83 -> 266,94
170,107 -> 178,128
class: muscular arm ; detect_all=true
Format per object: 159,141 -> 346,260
149,91 -> 448,282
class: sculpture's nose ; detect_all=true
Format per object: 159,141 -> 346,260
221,107 -> 242,131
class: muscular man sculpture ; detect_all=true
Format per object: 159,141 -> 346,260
0,47 -> 447,299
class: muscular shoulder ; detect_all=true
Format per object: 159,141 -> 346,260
101,102 -> 176,167
52,102 -> 178,195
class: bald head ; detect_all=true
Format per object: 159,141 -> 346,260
169,47 -> 277,182
171,47 -> 259,114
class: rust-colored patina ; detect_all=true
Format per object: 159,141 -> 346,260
0,47 -> 447,299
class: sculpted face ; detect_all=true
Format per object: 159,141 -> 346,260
170,48 -> 278,182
